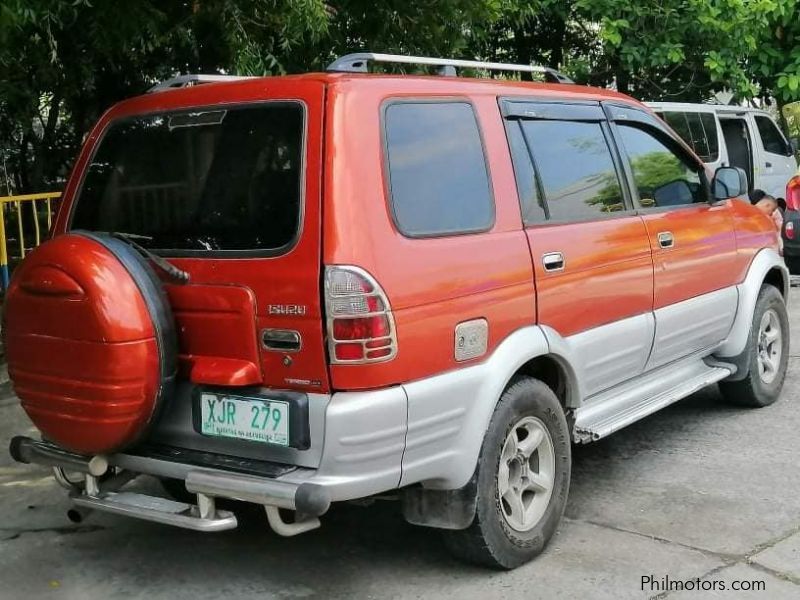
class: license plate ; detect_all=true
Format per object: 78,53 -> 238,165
199,393 -> 289,446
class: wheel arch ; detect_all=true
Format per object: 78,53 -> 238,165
514,353 -> 580,410
763,265 -> 788,298
717,247 -> 788,359
400,325 -> 582,492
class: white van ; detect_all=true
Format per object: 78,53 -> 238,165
646,102 -> 797,201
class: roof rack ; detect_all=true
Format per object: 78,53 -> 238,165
148,74 -> 255,93
326,52 -> 574,84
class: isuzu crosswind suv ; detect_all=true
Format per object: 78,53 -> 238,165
5,53 -> 789,569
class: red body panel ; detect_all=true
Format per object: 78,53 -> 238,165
641,201 -> 738,308
729,198 -> 782,279
166,284 -> 262,386
323,83 -> 534,389
4,235 -> 161,453
526,217 -> 653,335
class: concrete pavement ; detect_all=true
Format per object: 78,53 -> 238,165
1,293 -> 799,599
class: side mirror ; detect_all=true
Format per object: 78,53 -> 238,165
712,166 -> 748,200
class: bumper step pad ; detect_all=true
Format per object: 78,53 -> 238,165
72,491 -> 238,532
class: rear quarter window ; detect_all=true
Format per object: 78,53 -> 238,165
383,101 -> 494,237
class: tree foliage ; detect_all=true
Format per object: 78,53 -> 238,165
2,0 -> 800,193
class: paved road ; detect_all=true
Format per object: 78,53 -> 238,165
1,293 -> 799,599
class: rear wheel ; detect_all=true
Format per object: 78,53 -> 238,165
719,285 -> 789,407
443,377 -> 571,569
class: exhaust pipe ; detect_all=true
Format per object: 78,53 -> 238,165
66,506 -> 91,524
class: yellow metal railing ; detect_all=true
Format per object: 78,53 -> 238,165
0,192 -> 61,290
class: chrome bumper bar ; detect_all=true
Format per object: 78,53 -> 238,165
9,435 -> 109,476
9,436 -> 332,521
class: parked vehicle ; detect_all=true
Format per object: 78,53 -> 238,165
646,102 -> 797,203
783,172 -> 800,273
5,53 -> 789,570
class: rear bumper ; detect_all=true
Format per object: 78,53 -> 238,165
11,436 -> 331,516
11,383 -> 409,506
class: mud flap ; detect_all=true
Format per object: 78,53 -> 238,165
400,472 -> 478,530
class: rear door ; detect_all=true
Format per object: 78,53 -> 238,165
605,103 -> 739,369
67,79 -> 330,393
750,112 -> 797,199
502,99 -> 654,397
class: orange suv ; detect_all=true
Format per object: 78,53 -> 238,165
5,53 -> 789,569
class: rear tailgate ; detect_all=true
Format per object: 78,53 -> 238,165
64,77 -> 330,393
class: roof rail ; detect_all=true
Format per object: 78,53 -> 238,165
326,52 -> 574,84
148,74 -> 255,93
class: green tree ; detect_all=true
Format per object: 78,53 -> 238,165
0,0 -> 334,192
0,0 -> 512,192
747,0 -> 800,130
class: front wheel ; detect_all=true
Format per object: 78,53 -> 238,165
719,285 -> 789,407
443,377 -> 571,569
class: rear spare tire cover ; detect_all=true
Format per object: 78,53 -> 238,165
4,232 -> 176,454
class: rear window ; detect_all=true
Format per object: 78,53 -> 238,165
383,101 -> 494,237
658,111 -> 719,162
70,103 -> 304,253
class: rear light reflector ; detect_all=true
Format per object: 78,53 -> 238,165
786,175 -> 800,211
334,343 -> 365,361
333,316 -> 391,340
365,338 -> 392,349
366,347 -> 393,359
325,266 -> 397,364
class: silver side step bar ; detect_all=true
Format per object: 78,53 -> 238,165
573,358 -> 733,443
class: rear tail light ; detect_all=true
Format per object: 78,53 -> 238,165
786,220 -> 795,240
324,266 -> 397,364
786,175 -> 800,211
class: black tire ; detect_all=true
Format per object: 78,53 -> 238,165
719,285 -> 789,407
443,377 -> 571,569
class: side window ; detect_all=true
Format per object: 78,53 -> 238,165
616,124 -> 707,208
384,102 -> 494,237
506,121 -> 546,224
659,111 -> 719,162
519,120 -> 625,221
755,116 -> 791,156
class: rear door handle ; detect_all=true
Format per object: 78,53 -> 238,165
542,252 -> 565,271
657,231 -> 674,249
766,161 -> 773,168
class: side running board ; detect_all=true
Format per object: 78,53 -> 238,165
573,359 -> 732,443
